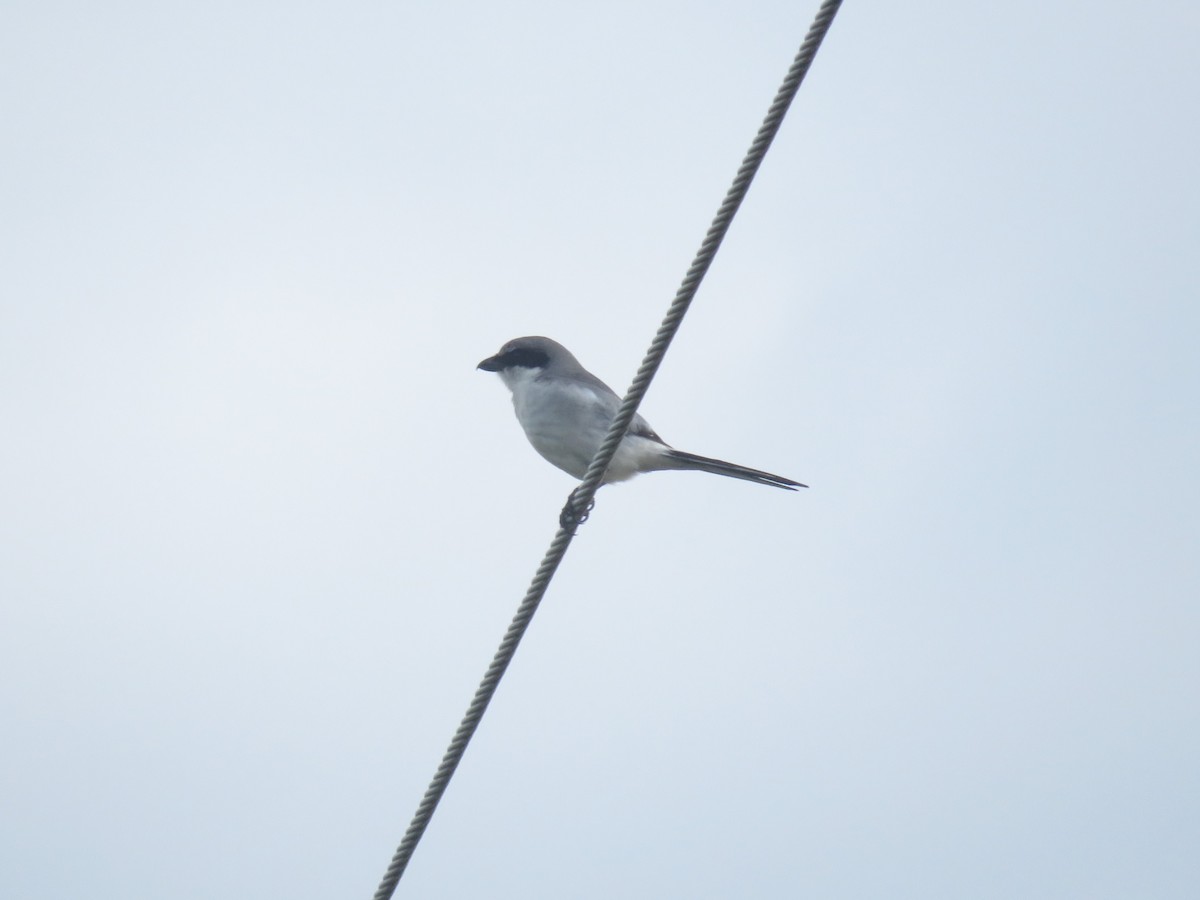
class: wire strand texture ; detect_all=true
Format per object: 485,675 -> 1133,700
372,3 -> 842,896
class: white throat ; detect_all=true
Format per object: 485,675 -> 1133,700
498,365 -> 543,394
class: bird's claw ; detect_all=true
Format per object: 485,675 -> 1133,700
559,489 -> 596,533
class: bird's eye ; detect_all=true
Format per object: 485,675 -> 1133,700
504,348 -> 550,369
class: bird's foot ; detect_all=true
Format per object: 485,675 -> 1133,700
559,488 -> 596,533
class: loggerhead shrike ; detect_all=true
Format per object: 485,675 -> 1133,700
478,336 -> 806,494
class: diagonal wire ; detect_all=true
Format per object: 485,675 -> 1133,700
371,3 -> 842,896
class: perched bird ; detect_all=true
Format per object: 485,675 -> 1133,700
478,336 -> 805,494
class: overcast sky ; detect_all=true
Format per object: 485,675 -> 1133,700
2,2 -> 1198,898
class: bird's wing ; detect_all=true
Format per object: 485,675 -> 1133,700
551,367 -> 669,447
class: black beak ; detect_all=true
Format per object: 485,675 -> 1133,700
477,354 -> 503,372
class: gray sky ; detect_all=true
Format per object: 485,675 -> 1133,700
2,2 -> 1198,898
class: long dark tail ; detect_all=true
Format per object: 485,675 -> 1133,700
662,449 -> 806,490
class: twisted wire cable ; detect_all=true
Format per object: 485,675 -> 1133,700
372,3 -> 842,896
568,0 -> 843,519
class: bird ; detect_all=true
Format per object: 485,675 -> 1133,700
477,336 -> 806,501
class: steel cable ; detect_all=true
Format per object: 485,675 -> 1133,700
372,3 -> 842,895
